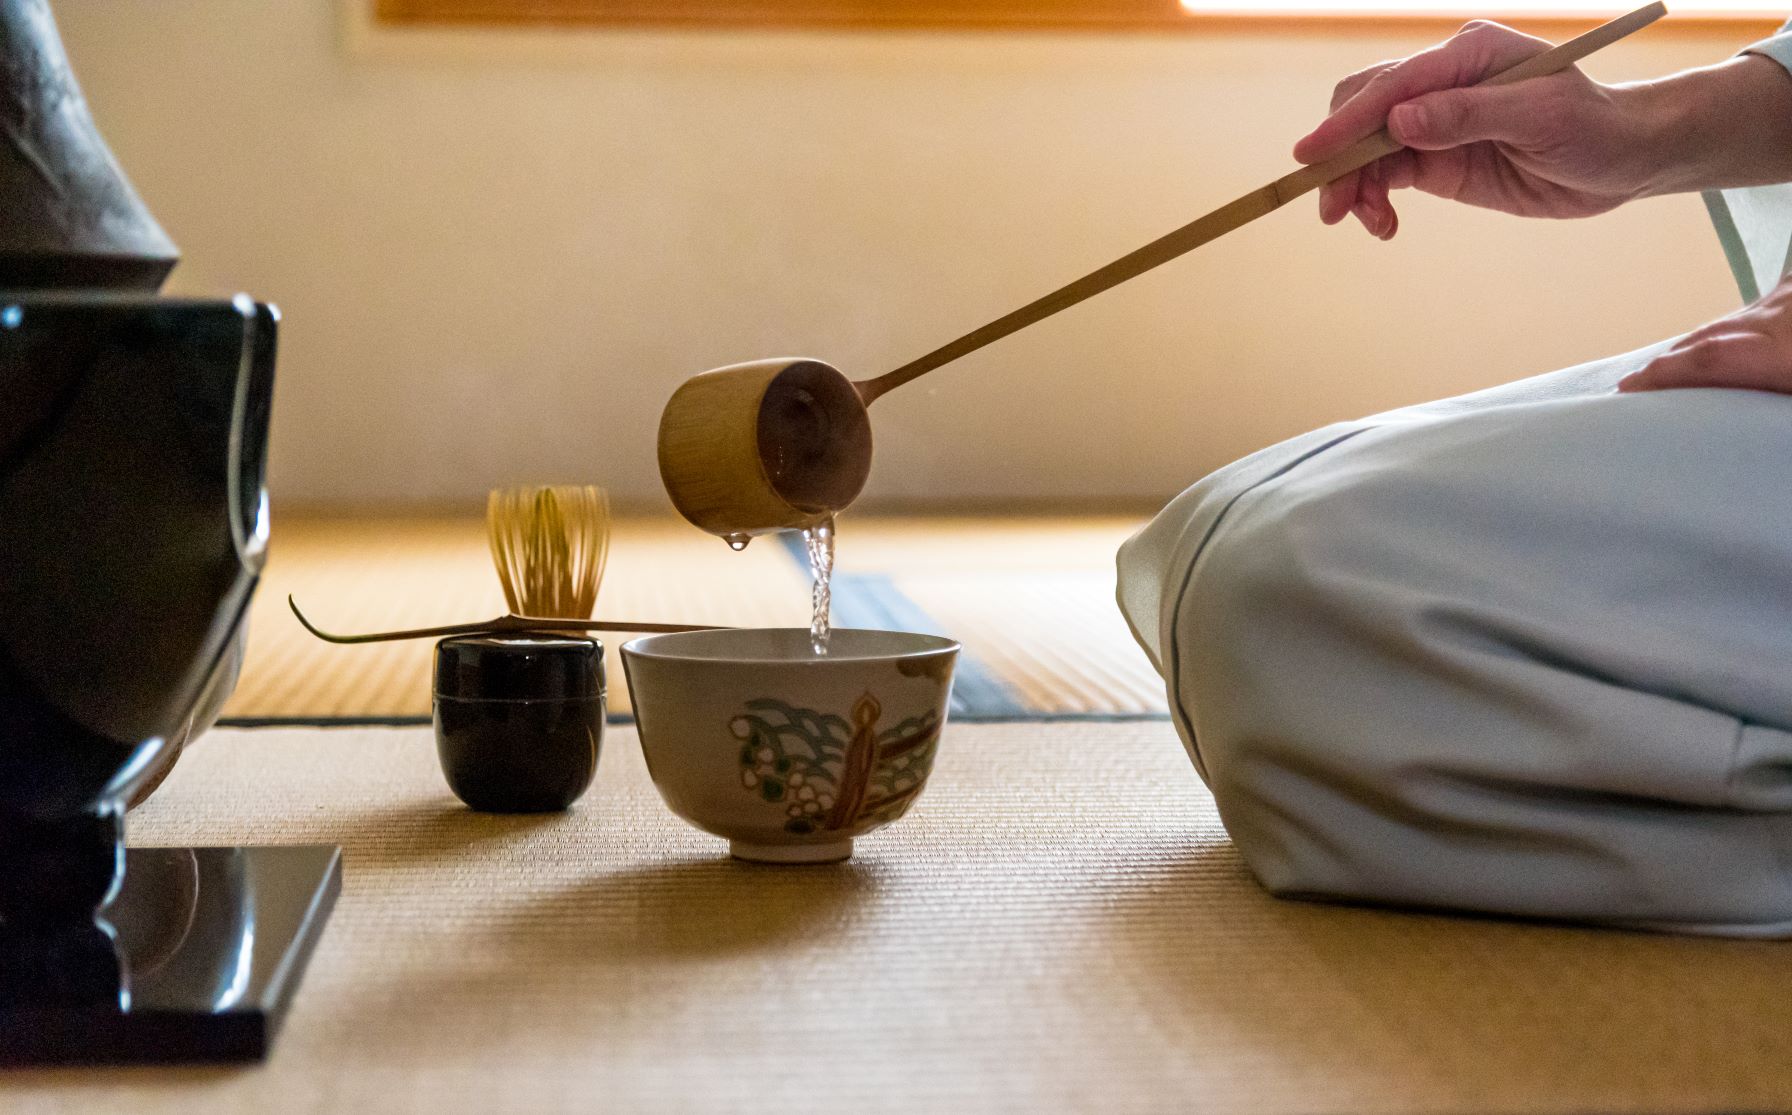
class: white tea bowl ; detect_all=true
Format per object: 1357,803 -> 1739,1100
621,628 -> 958,863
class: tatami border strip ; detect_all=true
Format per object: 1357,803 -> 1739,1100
216,712 -> 1172,729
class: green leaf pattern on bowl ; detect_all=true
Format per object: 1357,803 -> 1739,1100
733,693 -> 940,835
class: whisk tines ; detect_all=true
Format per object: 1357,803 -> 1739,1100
486,485 -> 611,620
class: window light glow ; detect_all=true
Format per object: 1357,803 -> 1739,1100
1180,0 -> 1786,14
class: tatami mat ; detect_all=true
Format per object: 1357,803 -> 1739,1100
27,721 -> 1792,1113
222,513 -> 1168,722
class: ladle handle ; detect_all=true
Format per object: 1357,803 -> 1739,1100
852,0 -> 1667,406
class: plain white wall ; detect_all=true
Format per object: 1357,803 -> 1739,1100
55,2 -> 1751,511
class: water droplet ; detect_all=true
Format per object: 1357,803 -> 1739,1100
724,533 -> 751,552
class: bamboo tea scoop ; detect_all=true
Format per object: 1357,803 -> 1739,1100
657,1 -> 1667,539
288,596 -> 720,644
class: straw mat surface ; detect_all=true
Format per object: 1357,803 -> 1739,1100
16,722 -> 1792,1113
223,514 -> 1166,721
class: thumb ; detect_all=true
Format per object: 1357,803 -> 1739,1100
1387,83 -> 1553,150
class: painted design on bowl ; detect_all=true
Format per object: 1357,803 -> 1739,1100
734,693 -> 940,835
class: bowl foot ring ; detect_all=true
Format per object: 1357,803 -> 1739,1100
729,838 -> 852,864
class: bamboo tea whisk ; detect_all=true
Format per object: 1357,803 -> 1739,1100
487,485 -> 611,620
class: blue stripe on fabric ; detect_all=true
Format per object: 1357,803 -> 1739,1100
774,531 -> 1031,718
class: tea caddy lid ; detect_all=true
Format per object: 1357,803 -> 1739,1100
434,636 -> 604,702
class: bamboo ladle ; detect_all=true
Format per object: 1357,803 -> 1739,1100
657,2 -> 1668,540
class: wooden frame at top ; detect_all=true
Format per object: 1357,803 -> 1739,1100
373,0 -> 1785,33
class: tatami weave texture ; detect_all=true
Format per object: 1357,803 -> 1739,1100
222,514 -> 1166,720
16,723 -> 1792,1113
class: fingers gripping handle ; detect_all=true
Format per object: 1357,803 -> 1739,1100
1276,1 -> 1668,203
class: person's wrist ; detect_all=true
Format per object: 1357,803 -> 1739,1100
1629,56 -> 1792,197
1615,72 -> 1709,199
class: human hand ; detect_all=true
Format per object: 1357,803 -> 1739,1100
1618,278 -> 1792,395
1292,20 -> 1665,238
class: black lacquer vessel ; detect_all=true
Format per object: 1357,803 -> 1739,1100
1,0 -> 177,290
434,636 -> 605,813
0,293 -> 341,1066
0,1 -> 338,1065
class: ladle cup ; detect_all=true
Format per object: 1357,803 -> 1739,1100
656,3 -> 1667,540
658,358 -> 874,538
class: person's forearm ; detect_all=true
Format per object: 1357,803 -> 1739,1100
1628,53 -> 1792,197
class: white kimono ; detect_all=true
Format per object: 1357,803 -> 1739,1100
1117,26 -> 1792,935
